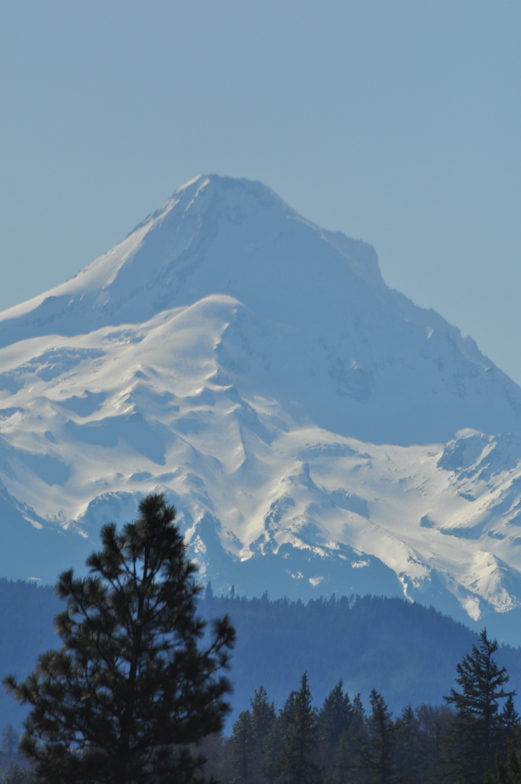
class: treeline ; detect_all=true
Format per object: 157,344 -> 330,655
201,676 -> 454,784
2,631 -> 521,784
198,589 -> 521,721
199,633 -> 520,784
3,579 -> 521,727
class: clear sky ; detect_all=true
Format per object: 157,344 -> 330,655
2,1 -> 521,382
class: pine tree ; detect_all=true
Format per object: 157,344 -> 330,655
485,727 -> 521,784
249,686 -> 276,784
250,685 -> 276,748
443,628 -> 515,783
4,493 -> 235,784
272,674 -> 322,784
318,681 -> 352,779
228,710 -> 255,784
393,706 -> 424,784
265,702 -> 291,782
501,695 -> 521,750
329,694 -> 368,784
363,690 -> 394,784
483,700 -> 521,784
319,681 -> 353,749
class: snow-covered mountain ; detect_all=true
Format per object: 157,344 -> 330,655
3,174 -> 521,642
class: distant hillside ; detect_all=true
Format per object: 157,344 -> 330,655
0,580 -> 61,729
2,579 -> 521,731
200,591 -> 521,720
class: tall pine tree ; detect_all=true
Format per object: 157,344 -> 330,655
228,711 -> 255,784
443,629 -> 515,783
318,681 -> 352,780
330,694 -> 369,784
272,674 -> 322,784
249,686 -> 276,784
363,690 -> 395,784
5,493 -> 235,784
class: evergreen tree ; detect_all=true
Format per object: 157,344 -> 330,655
249,686 -> 276,784
250,685 -> 276,748
393,706 -> 427,784
485,727 -> 521,784
443,628 -> 514,783
501,695 -> 521,751
272,674 -> 322,784
363,690 -> 394,784
4,493 -> 235,784
319,681 -> 353,749
413,702 -> 454,781
265,698 -> 293,783
329,694 -> 369,784
318,681 -> 353,780
228,710 -> 255,784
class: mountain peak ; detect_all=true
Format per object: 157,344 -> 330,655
2,176 -> 521,636
0,174 -> 378,344
165,174 -> 292,233
135,174 -> 289,233
0,173 -> 519,446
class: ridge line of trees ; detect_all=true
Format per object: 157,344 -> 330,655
203,632 -> 520,784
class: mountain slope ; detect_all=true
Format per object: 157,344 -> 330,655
2,175 -> 521,641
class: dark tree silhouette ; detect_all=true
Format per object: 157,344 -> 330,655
4,493 -> 235,784
443,628 -> 514,783
318,681 -> 352,780
364,690 -> 395,784
272,673 -> 321,784
485,727 -> 521,784
228,710 -> 255,784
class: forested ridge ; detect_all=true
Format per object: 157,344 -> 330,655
198,590 -> 521,720
3,579 -> 521,724
199,633 -> 521,784
3,579 -> 521,782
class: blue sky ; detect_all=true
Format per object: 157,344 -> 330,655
2,1 -> 521,382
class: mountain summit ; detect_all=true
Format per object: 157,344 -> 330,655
2,175 -> 521,641
2,175 -> 520,445
0,175 -> 383,336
